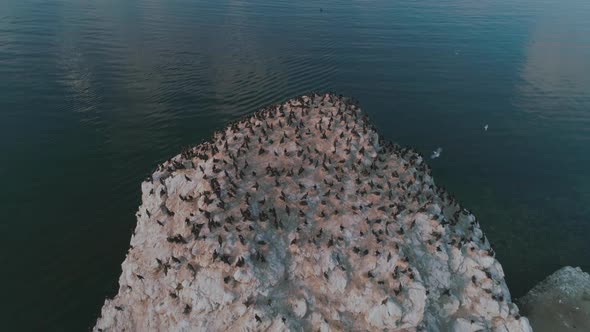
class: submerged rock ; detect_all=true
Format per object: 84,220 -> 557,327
94,93 -> 531,331
518,266 -> 590,332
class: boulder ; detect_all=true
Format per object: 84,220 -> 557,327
519,266 -> 590,331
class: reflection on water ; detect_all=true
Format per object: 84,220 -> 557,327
517,4 -> 590,125
0,0 -> 589,330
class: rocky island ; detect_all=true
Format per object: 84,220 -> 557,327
94,94 -> 532,331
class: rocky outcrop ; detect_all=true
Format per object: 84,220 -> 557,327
94,93 -> 531,331
518,266 -> 590,331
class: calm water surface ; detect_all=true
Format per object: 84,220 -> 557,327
1,0 -> 589,329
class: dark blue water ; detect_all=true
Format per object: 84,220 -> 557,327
1,0 -> 589,329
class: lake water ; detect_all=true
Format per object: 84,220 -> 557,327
1,0 -> 589,329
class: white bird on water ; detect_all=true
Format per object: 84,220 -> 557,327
484,124 -> 489,131
431,147 -> 442,159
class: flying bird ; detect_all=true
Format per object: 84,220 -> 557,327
431,147 -> 442,159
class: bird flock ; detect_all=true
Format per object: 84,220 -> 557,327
94,93 -> 530,331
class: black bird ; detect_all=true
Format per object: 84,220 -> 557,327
220,254 -> 232,265
236,257 -> 245,267
187,263 -> 197,276
255,251 -> 266,263
167,235 -> 187,244
162,205 -> 175,217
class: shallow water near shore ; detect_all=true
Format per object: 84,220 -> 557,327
1,0 -> 589,329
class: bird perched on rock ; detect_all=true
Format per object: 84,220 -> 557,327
95,93 -> 531,332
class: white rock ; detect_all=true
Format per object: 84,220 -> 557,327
93,94 -> 531,331
366,300 -> 402,329
291,298 -> 307,318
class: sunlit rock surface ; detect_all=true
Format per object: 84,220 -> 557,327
518,266 -> 590,332
94,94 -> 531,331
